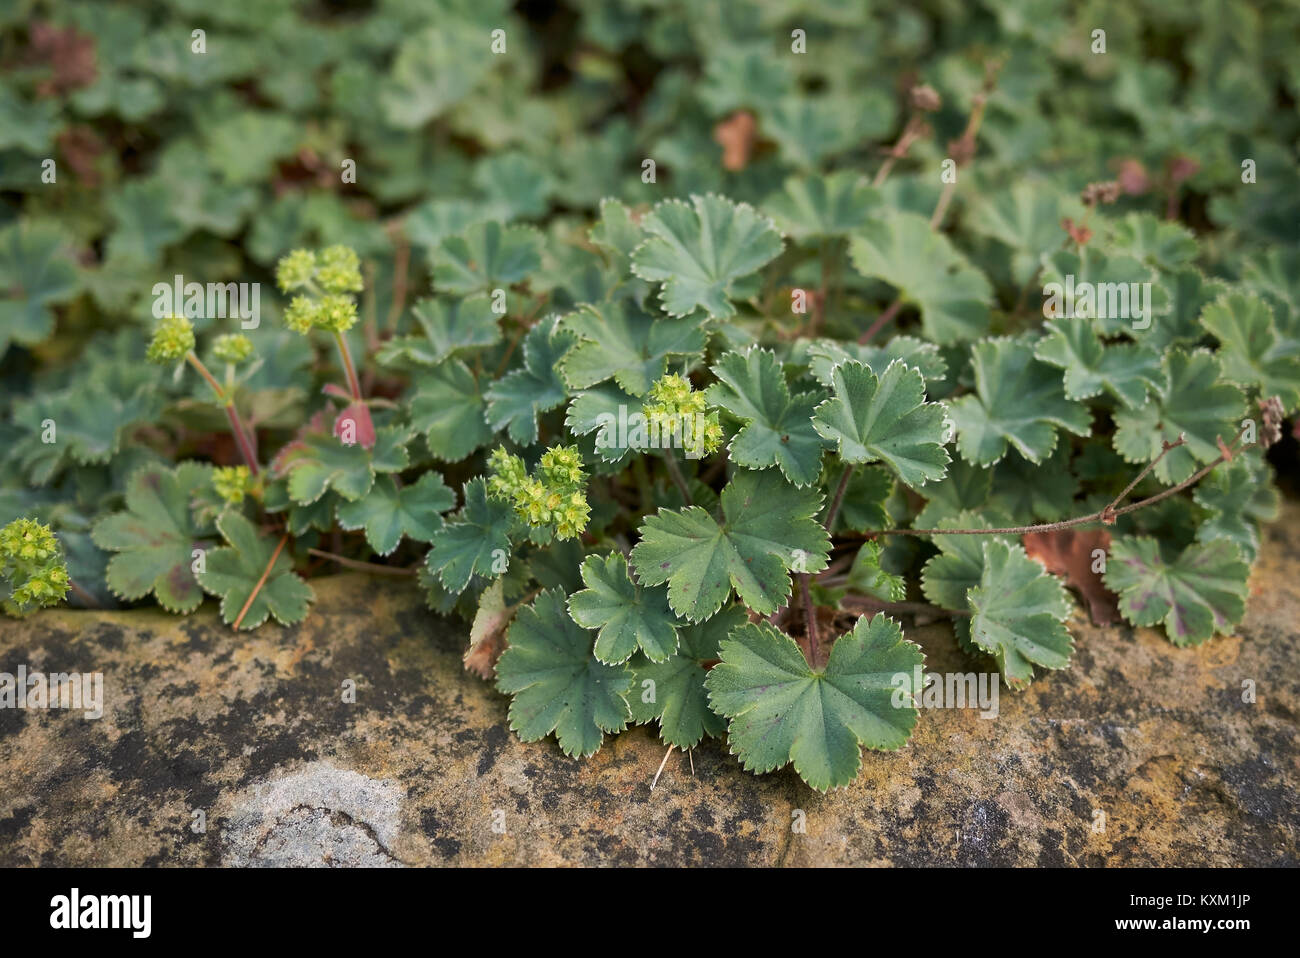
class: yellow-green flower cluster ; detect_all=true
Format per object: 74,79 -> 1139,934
212,333 -> 254,364
213,465 -> 254,504
317,245 -> 364,294
282,293 -> 358,335
642,373 -> 724,456
283,295 -> 317,334
276,245 -> 363,335
276,249 -> 318,292
276,245 -> 364,296
540,445 -> 585,487
486,447 -> 529,501
146,314 -> 196,364
316,293 -> 359,332
0,518 -> 70,615
486,445 -> 590,541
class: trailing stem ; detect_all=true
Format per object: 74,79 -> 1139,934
859,298 -> 903,343
307,547 -> 416,576
875,430 -> 1249,538
661,450 -> 693,505
823,464 -> 855,532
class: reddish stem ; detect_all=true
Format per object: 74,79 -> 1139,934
334,330 -> 363,401
187,352 -> 259,475
307,548 -> 415,576
799,573 -> 820,666
823,464 -> 855,532
233,533 -> 289,629
224,404 -> 261,477
859,298 -> 903,344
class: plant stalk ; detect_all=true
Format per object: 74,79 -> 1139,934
187,352 -> 259,475
662,450 -> 693,505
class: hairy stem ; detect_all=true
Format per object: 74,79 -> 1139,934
186,351 -> 225,401
879,431 -> 1249,538
233,533 -> 289,629
224,404 -> 261,477
1101,434 -> 1185,520
823,464 -> 855,532
188,352 -> 259,475
662,450 -> 693,505
307,548 -> 416,576
799,572 -> 820,665
385,239 -> 410,334
333,330 -> 363,401
66,577 -> 102,609
840,593 -> 970,618
494,323 -> 527,379
859,297 -> 903,343
873,121 -> 923,188
929,180 -> 958,230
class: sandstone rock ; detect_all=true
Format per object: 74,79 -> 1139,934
1,506 -> 1297,866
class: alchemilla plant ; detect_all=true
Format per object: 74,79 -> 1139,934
2,1 -> 1297,790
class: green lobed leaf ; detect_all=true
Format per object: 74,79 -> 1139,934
335,472 -> 455,557
630,468 -> 830,622
558,299 -> 706,397
706,347 -> 826,487
196,512 -> 313,630
376,294 -> 502,368
432,221 -> 543,295
425,478 -> 514,594
967,539 -> 1075,688
90,462 -> 215,614
1112,349 -> 1245,484
1040,247 -> 1165,337
484,317 -> 572,445
1104,537 -> 1250,647
272,422 -> 409,505
1199,291 -> 1300,412
495,588 -> 634,758
947,337 -> 1092,467
811,359 -> 951,488
408,360 -> 495,462
630,194 -> 784,319
1034,316 -> 1162,408
0,221 -> 80,358
766,171 -> 880,240
806,337 -> 948,388
568,552 -> 679,664
705,616 -> 925,792
1192,456 -> 1279,562
628,604 -> 746,749
849,211 -> 992,342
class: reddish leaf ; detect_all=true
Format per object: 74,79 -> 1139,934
334,402 -> 375,449
1024,528 -> 1120,626
1116,158 -> 1150,195
714,110 -> 756,172
1061,217 -> 1092,246
27,21 -> 97,96
464,581 -> 523,680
